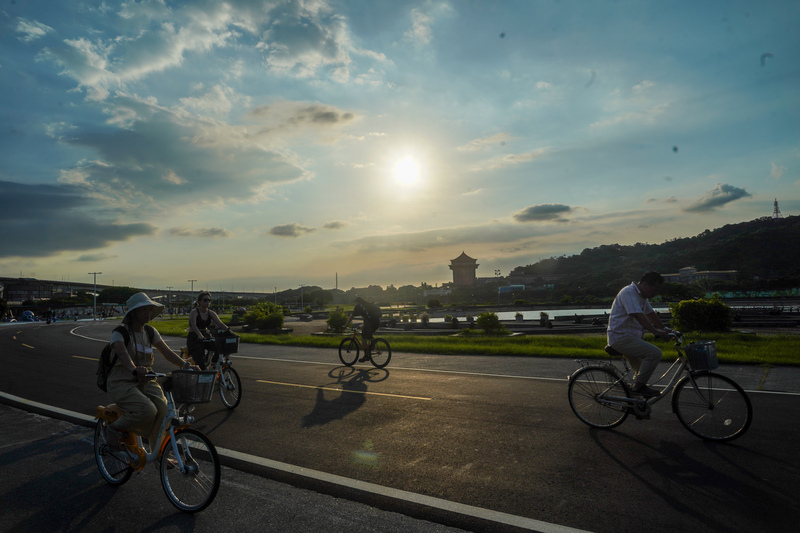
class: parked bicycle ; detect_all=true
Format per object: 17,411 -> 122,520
567,330 -> 752,442
338,327 -> 392,369
200,332 -> 242,409
94,370 -> 221,512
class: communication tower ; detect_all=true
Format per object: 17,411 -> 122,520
772,198 -> 783,219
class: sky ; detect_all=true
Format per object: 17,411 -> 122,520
1,0 -> 798,294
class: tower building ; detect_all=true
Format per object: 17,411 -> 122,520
449,252 -> 479,286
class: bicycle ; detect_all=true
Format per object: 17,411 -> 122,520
567,331 -> 752,442
199,332 -> 243,409
94,370 -> 221,512
338,327 -> 392,369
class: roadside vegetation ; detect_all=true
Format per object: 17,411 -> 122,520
150,317 -> 800,367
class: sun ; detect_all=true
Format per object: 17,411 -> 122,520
393,157 -> 420,186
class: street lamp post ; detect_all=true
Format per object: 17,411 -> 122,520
188,279 -> 197,308
166,286 -> 173,316
88,272 -> 102,320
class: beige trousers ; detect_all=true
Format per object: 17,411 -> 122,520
610,336 -> 663,386
106,372 -> 167,450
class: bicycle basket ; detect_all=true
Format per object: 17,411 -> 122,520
684,340 -> 718,370
171,370 -> 217,403
215,334 -> 239,355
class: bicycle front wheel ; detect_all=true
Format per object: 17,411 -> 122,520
160,428 -> 221,513
94,420 -> 132,485
369,339 -> 392,369
673,371 -> 752,442
338,338 -> 359,366
568,366 -> 630,429
218,366 -> 242,409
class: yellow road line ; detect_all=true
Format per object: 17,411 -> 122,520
74,356 -> 97,361
256,380 -> 432,401
22,344 -> 35,349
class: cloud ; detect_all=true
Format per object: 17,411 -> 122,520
15,18 -> 55,42
401,2 -> 455,45
167,227 -> 231,238
57,93 -> 309,214
457,133 -> 513,152
513,204 -> 575,223
0,181 -> 157,258
269,223 -> 317,237
471,147 -> 549,171
771,163 -> 786,179
248,101 -> 358,138
323,221 -> 347,230
683,184 -> 753,213
338,222 -> 566,254
258,3 -> 353,78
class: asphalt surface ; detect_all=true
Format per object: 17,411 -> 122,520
2,319 -> 800,532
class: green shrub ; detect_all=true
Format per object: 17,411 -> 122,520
244,302 -> 284,331
670,298 -> 731,332
326,309 -> 348,333
476,312 -> 508,335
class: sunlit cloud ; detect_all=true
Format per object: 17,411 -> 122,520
513,204 -> 575,223
167,227 -> 231,238
323,221 -> 347,230
15,18 -> 54,42
684,184 -> 753,213
457,133 -> 513,152
269,223 -> 317,238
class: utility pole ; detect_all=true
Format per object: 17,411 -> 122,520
188,279 -> 197,307
88,272 -> 102,320
166,286 -> 173,316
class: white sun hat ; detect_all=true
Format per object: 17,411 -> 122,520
122,292 -> 164,324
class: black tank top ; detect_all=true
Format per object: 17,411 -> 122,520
195,311 -> 212,330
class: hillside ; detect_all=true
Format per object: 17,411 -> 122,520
514,215 -> 800,292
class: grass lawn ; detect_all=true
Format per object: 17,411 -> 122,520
150,317 -> 800,367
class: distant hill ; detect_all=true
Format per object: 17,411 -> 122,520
513,215 -> 800,293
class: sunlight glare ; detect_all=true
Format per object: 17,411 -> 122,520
393,157 -> 420,186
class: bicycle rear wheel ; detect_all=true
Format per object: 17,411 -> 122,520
568,366 -> 630,429
338,338 -> 359,366
160,428 -> 220,513
218,366 -> 242,409
369,339 -> 392,369
673,371 -> 752,442
94,420 -> 133,485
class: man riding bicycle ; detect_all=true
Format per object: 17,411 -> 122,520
607,271 -> 671,398
344,296 -> 382,362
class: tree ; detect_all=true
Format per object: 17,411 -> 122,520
476,312 -> 508,335
98,286 -> 139,304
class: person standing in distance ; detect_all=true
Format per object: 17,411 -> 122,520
607,271 -> 671,397
344,296 -> 382,363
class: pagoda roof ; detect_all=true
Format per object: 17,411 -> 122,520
450,251 -> 477,263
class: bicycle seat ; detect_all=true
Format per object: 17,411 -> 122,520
604,345 -> 624,357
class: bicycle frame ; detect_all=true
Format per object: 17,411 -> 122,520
96,373 -> 196,473
577,334 -> 712,415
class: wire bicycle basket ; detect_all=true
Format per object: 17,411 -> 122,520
171,370 -> 217,403
684,340 -> 718,370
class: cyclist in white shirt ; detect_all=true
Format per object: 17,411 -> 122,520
607,271 -> 671,397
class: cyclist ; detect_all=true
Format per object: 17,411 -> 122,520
344,296 -> 382,362
187,291 -> 232,369
106,292 -> 197,452
607,271 -> 671,397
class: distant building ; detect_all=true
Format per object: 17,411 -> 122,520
449,252 -> 479,286
662,267 -> 737,284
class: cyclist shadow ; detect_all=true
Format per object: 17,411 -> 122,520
301,368 -> 386,428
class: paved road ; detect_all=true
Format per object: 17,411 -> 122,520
2,320 -> 800,532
